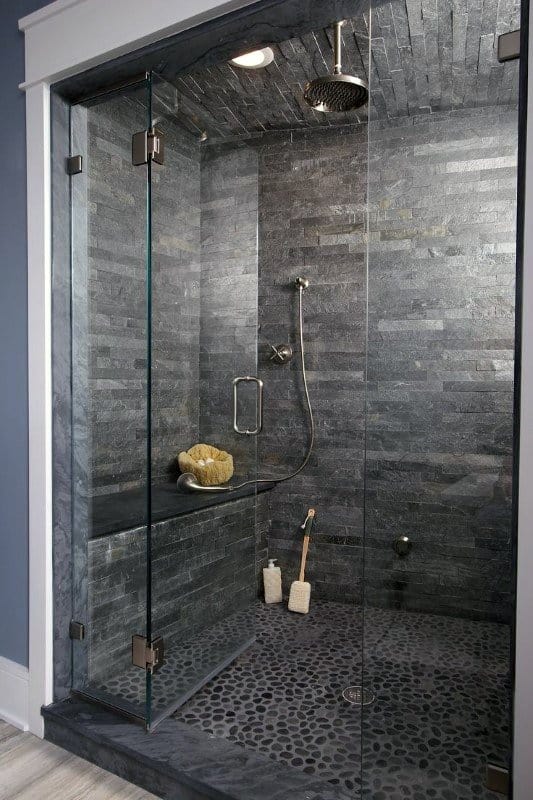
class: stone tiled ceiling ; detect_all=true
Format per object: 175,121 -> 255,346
163,0 -> 520,138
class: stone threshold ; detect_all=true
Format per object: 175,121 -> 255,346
42,698 -> 351,800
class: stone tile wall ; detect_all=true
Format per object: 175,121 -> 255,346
151,114 -> 202,481
198,142 -> 259,474
255,125 -> 368,606
88,495 -> 258,681
80,98 -> 266,689
86,93 -> 201,496
256,106 -> 517,622
51,93 -> 74,700
364,105 -> 517,621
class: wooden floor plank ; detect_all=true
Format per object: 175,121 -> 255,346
0,725 -> 25,747
0,722 -> 157,800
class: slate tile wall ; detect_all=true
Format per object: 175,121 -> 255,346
198,142 -> 259,474
255,125 -> 368,606
88,496 -> 257,681
86,94 -> 201,496
85,95 -> 149,496
257,106 -> 517,622
364,105 -> 517,621
151,116 -> 201,480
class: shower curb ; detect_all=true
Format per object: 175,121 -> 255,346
42,698 -> 351,800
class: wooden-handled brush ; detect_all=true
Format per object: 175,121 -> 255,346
288,508 -> 315,614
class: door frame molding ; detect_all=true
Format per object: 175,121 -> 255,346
512,4 -> 533,796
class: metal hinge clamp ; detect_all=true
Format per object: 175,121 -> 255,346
131,634 -> 164,673
132,128 -> 165,166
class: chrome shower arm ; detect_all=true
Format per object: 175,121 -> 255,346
333,20 -> 344,75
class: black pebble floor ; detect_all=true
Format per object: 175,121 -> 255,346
174,601 -> 511,800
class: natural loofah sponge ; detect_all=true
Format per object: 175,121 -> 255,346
178,443 -> 234,487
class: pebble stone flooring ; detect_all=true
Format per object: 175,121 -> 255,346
174,601 -> 511,800
91,607 -> 255,715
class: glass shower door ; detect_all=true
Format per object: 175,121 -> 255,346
147,73 -> 260,728
69,77 -> 152,721
67,70 -> 260,729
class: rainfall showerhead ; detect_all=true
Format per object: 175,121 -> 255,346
304,21 -> 368,113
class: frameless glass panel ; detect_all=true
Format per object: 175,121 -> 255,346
141,7 -> 373,779
147,73 -> 259,728
70,79 -> 151,721
140,8 -> 373,777
362,0 -> 520,792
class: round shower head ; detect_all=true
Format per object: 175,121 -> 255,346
304,73 -> 368,113
304,20 -> 368,113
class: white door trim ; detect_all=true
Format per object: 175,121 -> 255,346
0,656 -> 30,731
25,80 -> 53,737
18,0 -> 259,90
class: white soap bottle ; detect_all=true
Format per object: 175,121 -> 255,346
263,558 -> 282,604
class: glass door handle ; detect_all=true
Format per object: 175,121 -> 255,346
233,376 -> 264,435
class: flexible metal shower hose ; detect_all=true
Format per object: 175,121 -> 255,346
236,283 -> 315,489
177,284 -> 315,493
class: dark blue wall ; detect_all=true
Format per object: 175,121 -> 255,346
0,0 -> 47,668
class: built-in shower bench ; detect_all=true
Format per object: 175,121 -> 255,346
90,480 -> 274,539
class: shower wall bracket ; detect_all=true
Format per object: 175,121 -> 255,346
69,620 -> 85,641
131,634 -> 165,673
132,128 -> 165,166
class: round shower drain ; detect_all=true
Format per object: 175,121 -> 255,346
342,686 -> 375,706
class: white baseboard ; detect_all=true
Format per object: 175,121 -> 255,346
0,655 -> 29,731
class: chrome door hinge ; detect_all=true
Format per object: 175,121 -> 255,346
131,635 -> 164,673
66,155 -> 83,175
132,128 -> 164,166
69,620 -> 85,640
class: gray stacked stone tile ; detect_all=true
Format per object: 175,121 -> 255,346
87,496 -> 256,682
85,89 -> 201,495
365,104 -> 517,621
150,101 -> 201,480
171,1 -> 519,139
70,103 -> 91,688
198,141 -> 259,474
84,92 -> 149,495
255,106 -> 516,622
255,124 -> 368,607
84,104 -> 517,652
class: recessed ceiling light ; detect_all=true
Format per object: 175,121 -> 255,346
229,47 -> 274,69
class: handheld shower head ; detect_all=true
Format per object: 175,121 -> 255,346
304,21 -> 368,113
